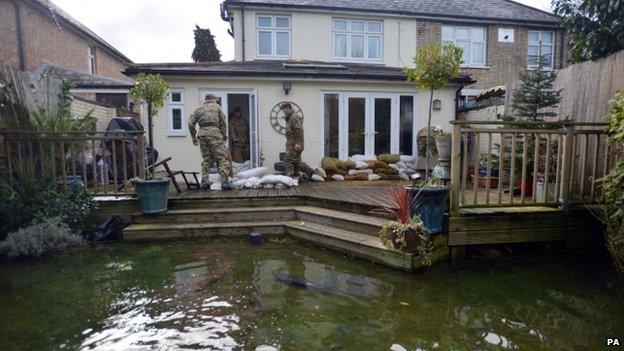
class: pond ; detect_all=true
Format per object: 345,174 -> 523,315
0,239 -> 622,350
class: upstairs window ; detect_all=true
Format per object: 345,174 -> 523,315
333,19 -> 382,61
257,15 -> 291,57
87,46 -> 95,74
528,31 -> 554,69
167,89 -> 186,136
442,26 -> 486,67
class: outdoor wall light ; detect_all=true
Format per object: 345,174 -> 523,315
282,81 -> 292,95
433,99 -> 442,111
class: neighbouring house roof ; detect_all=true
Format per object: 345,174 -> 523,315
35,61 -> 133,90
27,0 -> 133,64
223,0 -> 560,26
124,60 -> 475,85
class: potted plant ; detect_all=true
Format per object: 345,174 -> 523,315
129,74 -> 171,214
435,131 -> 452,160
378,187 -> 433,266
404,43 -> 461,233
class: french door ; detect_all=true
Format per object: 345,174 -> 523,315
197,89 -> 259,166
337,93 -> 413,159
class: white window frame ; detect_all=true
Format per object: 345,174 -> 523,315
256,15 -> 291,58
441,25 -> 487,68
87,46 -> 95,74
332,18 -> 383,62
528,30 -> 555,70
167,88 -> 186,136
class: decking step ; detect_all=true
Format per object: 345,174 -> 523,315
284,222 -> 414,272
124,221 -> 290,242
294,206 -> 386,236
132,206 -> 297,224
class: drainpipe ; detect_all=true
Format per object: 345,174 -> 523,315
241,6 -> 246,61
220,2 -> 235,38
11,0 -> 25,71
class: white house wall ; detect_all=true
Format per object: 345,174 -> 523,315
230,8 -> 417,68
148,76 -> 457,176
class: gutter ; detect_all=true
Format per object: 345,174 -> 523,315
11,0 -> 25,70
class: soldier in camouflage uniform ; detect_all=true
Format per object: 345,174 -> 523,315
281,102 -> 310,177
228,107 -> 249,163
188,94 -> 233,190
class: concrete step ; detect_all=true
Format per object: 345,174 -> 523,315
132,206 -> 297,224
124,221 -> 289,242
284,222 -> 414,272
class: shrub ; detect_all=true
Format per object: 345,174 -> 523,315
0,217 -> 84,258
0,184 -> 97,240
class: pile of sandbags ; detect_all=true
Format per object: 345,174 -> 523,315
228,167 -> 299,189
320,154 -> 420,181
232,160 -> 252,174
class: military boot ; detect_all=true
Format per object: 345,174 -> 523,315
221,181 -> 232,190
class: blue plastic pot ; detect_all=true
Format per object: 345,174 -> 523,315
250,232 -> 263,245
136,179 -> 170,214
406,186 -> 449,235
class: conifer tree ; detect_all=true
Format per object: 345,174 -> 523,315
192,25 -> 221,62
512,49 -> 562,121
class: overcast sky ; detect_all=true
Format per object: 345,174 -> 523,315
52,0 -> 553,63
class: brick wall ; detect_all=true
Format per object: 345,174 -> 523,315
417,20 -> 567,90
0,0 -> 131,82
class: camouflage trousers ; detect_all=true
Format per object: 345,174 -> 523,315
284,150 -> 310,177
198,135 -> 233,184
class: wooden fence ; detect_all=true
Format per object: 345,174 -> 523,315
450,120 -> 615,215
1,131 -> 146,196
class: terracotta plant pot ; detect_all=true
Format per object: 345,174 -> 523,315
390,229 -> 423,253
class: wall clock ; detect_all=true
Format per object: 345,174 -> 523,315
269,101 -> 303,135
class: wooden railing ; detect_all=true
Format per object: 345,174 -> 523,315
1,131 -> 146,196
450,120 -> 614,215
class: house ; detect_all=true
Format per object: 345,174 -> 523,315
0,0 -> 134,108
124,0 -> 564,177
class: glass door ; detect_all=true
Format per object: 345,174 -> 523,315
372,95 -> 393,155
344,94 -> 368,157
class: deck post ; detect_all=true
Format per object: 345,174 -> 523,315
137,133 -> 147,179
559,124 -> 574,212
450,122 -> 462,216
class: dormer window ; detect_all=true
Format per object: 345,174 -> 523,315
256,15 -> 291,58
333,18 -> 383,62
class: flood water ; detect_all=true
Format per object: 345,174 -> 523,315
0,239 -> 622,350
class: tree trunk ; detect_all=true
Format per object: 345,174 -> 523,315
425,89 -> 434,180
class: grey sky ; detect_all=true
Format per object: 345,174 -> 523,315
52,0 -> 553,63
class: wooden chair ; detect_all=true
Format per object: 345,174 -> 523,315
147,157 -> 200,193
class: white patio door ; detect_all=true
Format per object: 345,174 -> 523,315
340,93 -> 400,158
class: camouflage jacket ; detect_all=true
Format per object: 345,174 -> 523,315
229,116 -> 249,146
285,112 -> 304,152
188,102 -> 227,139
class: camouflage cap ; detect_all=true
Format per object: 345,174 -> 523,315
204,94 -> 218,102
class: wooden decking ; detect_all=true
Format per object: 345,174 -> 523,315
170,180 -> 407,209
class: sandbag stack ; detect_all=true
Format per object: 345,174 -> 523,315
320,154 -> 420,181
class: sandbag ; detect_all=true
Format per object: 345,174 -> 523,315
355,161 -> 369,169
348,169 -> 373,175
236,167 -> 269,179
334,169 -> 347,176
377,153 -> 400,163
332,174 -> 345,181
322,157 -> 339,172
375,167 -> 398,175
345,173 -> 369,181
368,174 -> 381,181
210,182 -> 222,191
350,154 -> 376,162
335,159 -> 346,170
311,174 -> 325,182
244,177 -> 262,188
398,173 -> 410,181
314,168 -> 327,178
388,163 -> 400,170
344,160 -> 357,170
366,160 -> 388,169
260,174 -> 295,187
380,174 -> 400,181
400,155 -> 418,163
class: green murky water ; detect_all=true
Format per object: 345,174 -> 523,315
0,239 -> 622,350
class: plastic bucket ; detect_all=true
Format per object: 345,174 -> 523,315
136,179 -> 170,214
